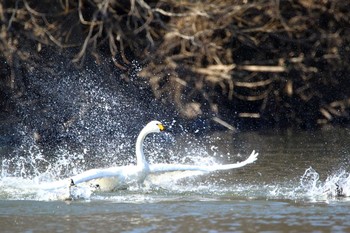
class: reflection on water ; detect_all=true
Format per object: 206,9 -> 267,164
0,127 -> 350,232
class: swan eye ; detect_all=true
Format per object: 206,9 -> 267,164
157,123 -> 165,131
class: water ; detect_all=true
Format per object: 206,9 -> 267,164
0,127 -> 350,232
2,199 -> 350,233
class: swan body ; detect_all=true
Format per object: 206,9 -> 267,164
42,120 -> 258,192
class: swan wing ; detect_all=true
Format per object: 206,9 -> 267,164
149,163 -> 210,173
40,151 -> 258,190
149,150 -> 258,173
70,166 -> 130,185
40,166 -> 130,190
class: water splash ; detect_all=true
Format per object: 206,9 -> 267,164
2,149 -> 350,202
0,122 -> 232,201
298,167 -> 350,200
2,59 -> 349,202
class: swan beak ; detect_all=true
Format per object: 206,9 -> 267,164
157,123 -> 165,131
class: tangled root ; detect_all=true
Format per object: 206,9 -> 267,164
1,0 -> 350,128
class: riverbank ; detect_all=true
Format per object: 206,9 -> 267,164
1,0 -> 349,146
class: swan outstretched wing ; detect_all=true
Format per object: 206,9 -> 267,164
40,166 -> 128,190
68,166 -> 126,185
40,151 -> 258,190
149,150 -> 258,173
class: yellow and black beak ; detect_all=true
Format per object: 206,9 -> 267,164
157,123 -> 165,131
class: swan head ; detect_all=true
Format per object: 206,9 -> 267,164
144,120 -> 165,134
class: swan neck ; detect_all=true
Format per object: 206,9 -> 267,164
136,128 -> 148,167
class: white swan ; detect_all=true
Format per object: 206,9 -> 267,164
42,120 -> 258,192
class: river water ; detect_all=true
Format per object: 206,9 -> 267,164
1,127 -> 350,232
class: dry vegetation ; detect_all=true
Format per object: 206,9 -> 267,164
1,0 -> 350,130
